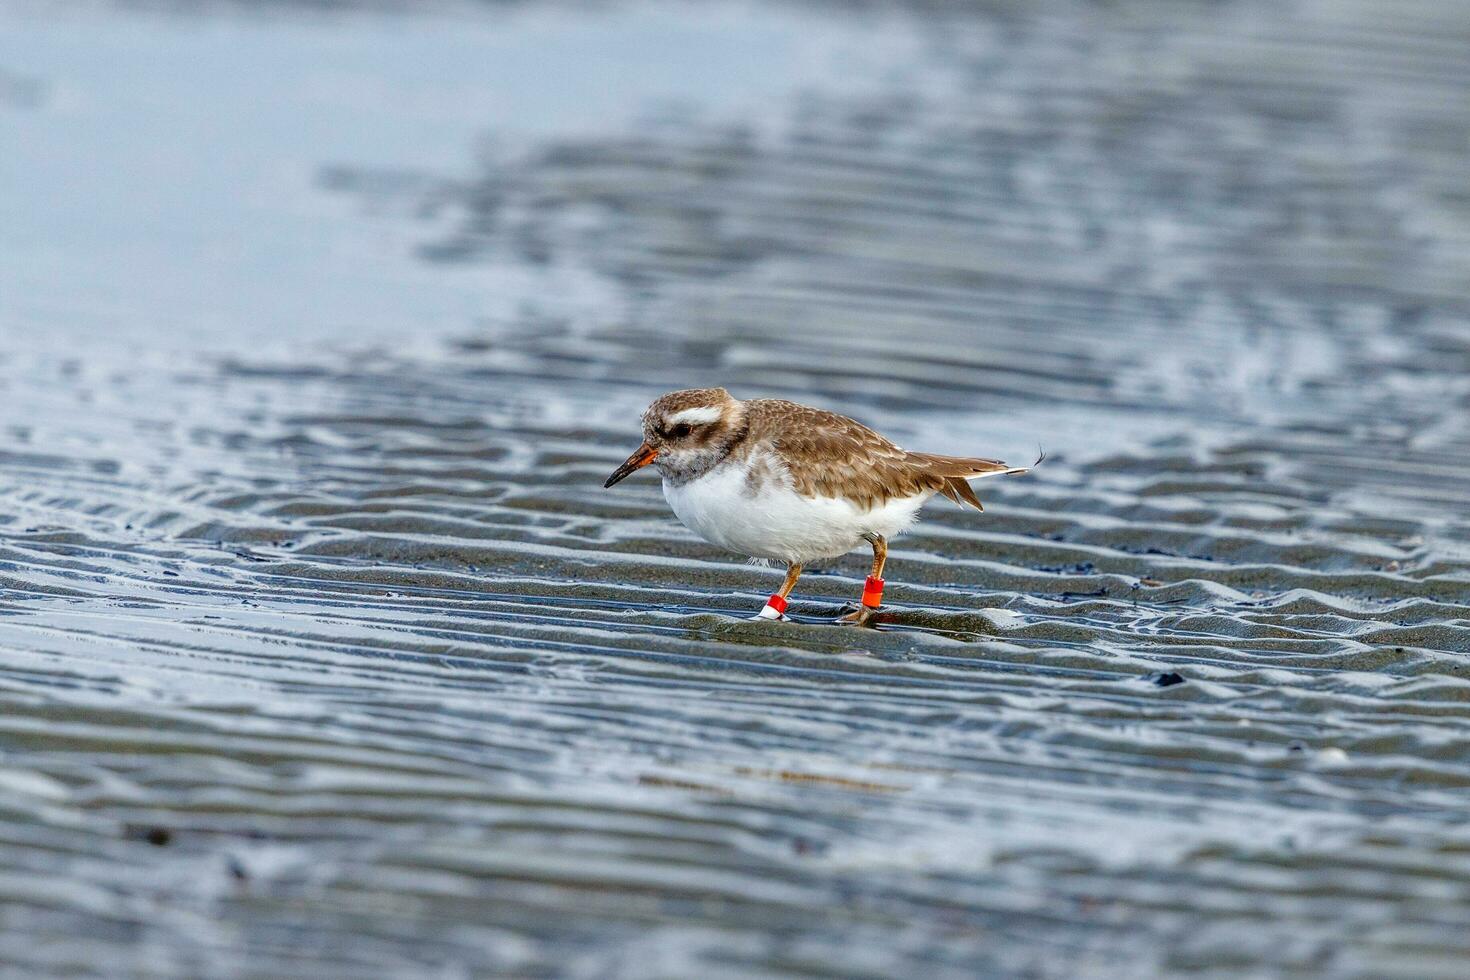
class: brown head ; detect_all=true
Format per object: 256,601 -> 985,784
604,387 -> 748,487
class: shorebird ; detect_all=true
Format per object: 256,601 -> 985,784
603,387 -> 1033,625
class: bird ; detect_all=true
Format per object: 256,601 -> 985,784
603,387 -> 1034,625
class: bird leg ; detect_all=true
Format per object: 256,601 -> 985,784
839,534 -> 887,626
756,562 -> 803,620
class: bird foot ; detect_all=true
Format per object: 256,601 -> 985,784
837,605 -> 882,627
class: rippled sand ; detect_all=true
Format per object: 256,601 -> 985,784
3,0 -> 1470,976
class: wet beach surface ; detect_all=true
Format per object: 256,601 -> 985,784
3,1 -> 1470,976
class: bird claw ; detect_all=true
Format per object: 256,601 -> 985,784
837,606 -> 881,627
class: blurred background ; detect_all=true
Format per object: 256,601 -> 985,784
2,0 -> 1469,976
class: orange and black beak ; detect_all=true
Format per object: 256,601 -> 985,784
604,442 -> 658,488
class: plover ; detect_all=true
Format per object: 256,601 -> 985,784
604,387 -> 1033,625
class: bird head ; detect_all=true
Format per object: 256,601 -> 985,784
604,387 -> 745,487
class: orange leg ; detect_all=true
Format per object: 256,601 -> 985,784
839,534 -> 887,626
756,562 -> 803,620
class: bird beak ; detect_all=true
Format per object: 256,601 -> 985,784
604,442 -> 658,488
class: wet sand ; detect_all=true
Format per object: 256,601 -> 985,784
2,0 -> 1470,976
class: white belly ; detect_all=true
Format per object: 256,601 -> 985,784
662,461 -> 929,563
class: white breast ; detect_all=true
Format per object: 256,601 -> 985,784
662,454 -> 930,563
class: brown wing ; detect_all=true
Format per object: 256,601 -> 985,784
745,399 -> 1022,511
901,452 -> 1018,511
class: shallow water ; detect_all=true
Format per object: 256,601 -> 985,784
3,0 -> 1470,976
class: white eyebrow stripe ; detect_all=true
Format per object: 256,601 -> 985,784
666,406 -> 722,426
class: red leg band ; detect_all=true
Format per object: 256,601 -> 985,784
861,576 -> 884,608
765,593 -> 788,615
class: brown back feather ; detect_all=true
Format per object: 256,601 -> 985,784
741,400 -> 1016,511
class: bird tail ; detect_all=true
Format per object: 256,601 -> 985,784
907,449 -> 1041,512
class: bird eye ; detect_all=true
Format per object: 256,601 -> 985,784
669,423 -> 692,438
